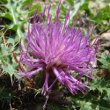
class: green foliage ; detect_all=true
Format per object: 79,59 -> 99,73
0,0 -> 110,109
48,104 -> 67,110
80,0 -> 110,33
66,0 -> 74,6
28,3 -> 42,16
99,53 -> 110,71
94,6 -> 110,24
0,0 -> 42,77
0,87 -> 12,102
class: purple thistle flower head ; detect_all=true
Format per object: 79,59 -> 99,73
19,3 -> 98,96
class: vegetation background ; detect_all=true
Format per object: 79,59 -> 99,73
0,0 -> 110,110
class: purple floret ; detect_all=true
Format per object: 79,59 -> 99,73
19,3 -> 98,96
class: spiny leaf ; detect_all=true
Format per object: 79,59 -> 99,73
66,0 -> 74,6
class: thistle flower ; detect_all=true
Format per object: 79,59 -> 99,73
19,3 -> 98,96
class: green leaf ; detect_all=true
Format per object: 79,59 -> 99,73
106,88 -> 110,97
48,103 -> 67,110
0,44 -> 9,56
69,0 -> 86,20
0,0 -> 7,4
28,3 -> 42,16
22,0 -> 34,7
0,88 -> 12,101
2,64 -> 17,76
94,5 -> 110,24
61,4 -> 67,15
99,53 -> 110,71
8,24 -> 18,31
0,12 -> 13,21
7,38 -> 15,45
66,0 -> 74,6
